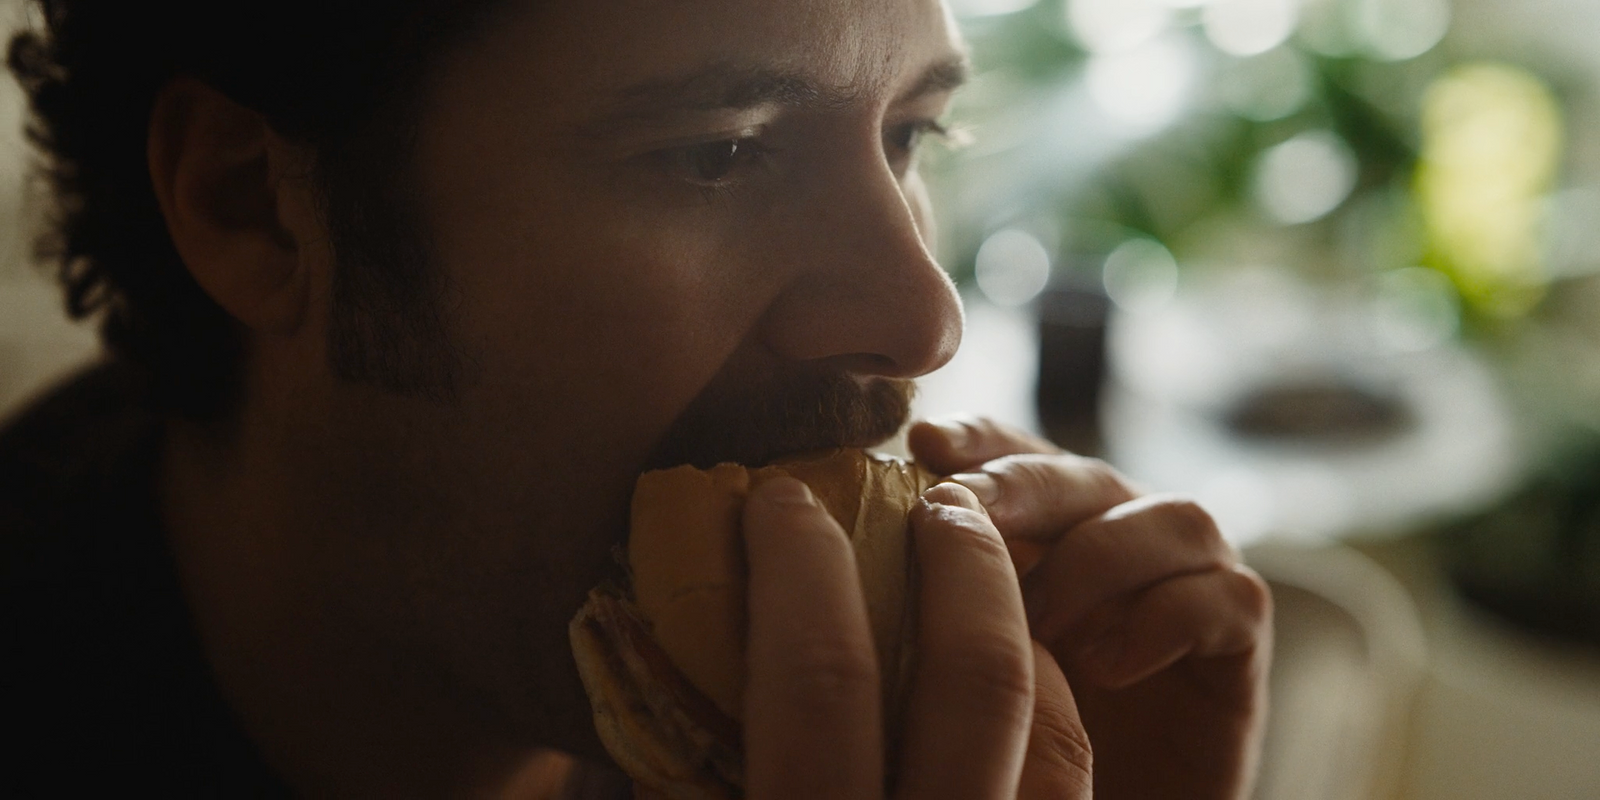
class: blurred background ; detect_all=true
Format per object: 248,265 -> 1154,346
2,0 -> 1598,797
907,0 -> 1600,797
0,1 -> 97,418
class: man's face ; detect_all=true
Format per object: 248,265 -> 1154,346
302,0 -> 966,751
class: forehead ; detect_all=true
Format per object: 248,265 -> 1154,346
450,0 -> 964,118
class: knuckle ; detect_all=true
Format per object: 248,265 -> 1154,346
990,454 -> 1056,496
1230,566 -> 1274,624
970,416 -> 1014,447
1163,496 -> 1217,531
783,639 -> 880,704
1155,497 -> 1226,551
966,415 -> 998,436
965,415 -> 1062,454
1011,454 -> 1132,502
1078,457 -> 1136,501
940,639 -> 1035,718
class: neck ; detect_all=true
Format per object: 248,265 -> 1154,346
157,403 -> 595,798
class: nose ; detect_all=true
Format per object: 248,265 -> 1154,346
758,158 -> 964,380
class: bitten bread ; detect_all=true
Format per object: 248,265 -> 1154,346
569,449 -> 938,799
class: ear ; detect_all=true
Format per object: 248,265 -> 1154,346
147,77 -> 323,336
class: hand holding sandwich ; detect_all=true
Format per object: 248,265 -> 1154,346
573,433 -> 1266,799
740,477 -> 1093,800
911,417 -> 1272,800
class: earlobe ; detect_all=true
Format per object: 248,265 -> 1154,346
147,78 -> 317,336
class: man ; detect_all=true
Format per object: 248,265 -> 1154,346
2,0 -> 1270,797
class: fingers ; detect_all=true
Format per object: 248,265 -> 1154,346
1018,642 -> 1093,800
946,454 -> 1138,546
1022,495 -> 1237,643
895,484 -> 1035,800
907,416 -> 1060,476
1007,490 -> 1269,691
909,418 -> 1135,575
1066,566 -> 1272,690
743,478 -> 882,800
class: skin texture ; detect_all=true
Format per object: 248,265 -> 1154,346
147,0 -> 1268,795
912,417 -> 1272,799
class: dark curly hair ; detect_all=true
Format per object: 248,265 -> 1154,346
8,0 -> 507,417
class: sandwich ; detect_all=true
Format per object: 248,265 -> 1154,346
569,449 -> 939,799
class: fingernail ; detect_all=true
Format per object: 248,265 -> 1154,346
950,472 -> 1001,507
921,483 -> 992,518
759,478 -> 816,507
930,418 -> 970,450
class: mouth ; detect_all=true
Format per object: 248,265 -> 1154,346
640,373 -> 917,472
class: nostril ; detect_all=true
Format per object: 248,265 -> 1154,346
849,352 -> 900,376
805,352 -> 904,380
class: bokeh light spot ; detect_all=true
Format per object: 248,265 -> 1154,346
1067,0 -> 1171,54
1103,238 -> 1180,314
1253,131 -> 1359,225
976,228 -> 1053,307
1355,0 -> 1451,62
1086,35 -> 1198,132
1203,0 -> 1300,57
1416,62 -> 1562,318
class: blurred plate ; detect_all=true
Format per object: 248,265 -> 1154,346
1102,269 -> 1525,544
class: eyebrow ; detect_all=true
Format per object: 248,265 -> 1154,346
591,55 -> 971,132
896,57 -> 971,105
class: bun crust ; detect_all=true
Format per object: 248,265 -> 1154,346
569,449 -> 938,798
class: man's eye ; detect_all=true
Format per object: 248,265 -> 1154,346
665,137 -> 765,186
887,120 -> 951,158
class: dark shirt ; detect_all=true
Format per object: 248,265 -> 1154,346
1,362 -> 289,796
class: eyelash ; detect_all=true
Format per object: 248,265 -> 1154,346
888,119 -> 953,157
655,117 -> 957,200
657,134 -> 773,200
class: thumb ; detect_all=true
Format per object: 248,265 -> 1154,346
1019,641 -> 1093,799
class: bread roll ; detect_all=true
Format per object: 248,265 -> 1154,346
569,449 -> 938,799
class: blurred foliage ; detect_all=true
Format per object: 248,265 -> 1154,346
930,0 -> 1583,332
931,0 -> 1600,641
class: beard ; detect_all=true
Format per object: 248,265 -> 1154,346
641,364 -> 917,472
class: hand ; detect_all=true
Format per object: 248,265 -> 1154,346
734,476 -> 1094,799
909,417 -> 1272,800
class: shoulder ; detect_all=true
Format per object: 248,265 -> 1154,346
0,359 -> 160,503
0,360 -> 291,793
0,357 -> 164,644
0,361 -> 208,792
0,360 -> 162,590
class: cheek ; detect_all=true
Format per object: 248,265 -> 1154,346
429,166 -> 777,447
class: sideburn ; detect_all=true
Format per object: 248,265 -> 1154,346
317,120 -> 469,403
